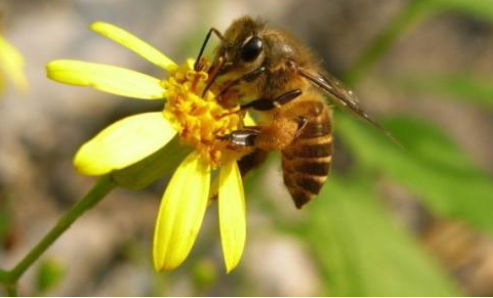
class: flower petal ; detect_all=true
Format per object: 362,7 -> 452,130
0,72 -> 5,93
0,35 -> 28,92
74,112 -> 176,175
46,60 -> 165,99
153,152 -> 211,271
219,161 -> 246,273
243,111 -> 256,126
91,22 -> 177,71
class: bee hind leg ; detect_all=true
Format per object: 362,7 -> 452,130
253,116 -> 307,151
238,149 -> 269,177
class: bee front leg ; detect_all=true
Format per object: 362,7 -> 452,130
221,129 -> 260,148
222,116 -> 307,151
241,89 -> 302,111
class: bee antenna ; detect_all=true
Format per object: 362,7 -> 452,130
202,57 -> 224,97
218,65 -> 266,98
194,28 -> 225,71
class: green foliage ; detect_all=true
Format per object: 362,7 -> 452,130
346,0 -> 493,85
337,115 -> 493,233
392,73 -> 493,108
35,258 -> 65,294
0,213 -> 8,247
192,259 -> 218,291
0,194 -> 13,251
425,0 -> 493,22
304,177 -> 460,296
345,0 -> 429,85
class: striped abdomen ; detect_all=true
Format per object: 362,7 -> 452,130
281,103 -> 332,209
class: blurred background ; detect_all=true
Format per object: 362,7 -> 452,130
1,0 -> 493,296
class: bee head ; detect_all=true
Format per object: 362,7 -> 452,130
213,16 -> 267,78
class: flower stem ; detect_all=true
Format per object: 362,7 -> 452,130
0,269 -> 8,283
0,175 -> 115,295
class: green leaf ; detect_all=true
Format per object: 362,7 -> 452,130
337,114 -> 493,233
392,74 -> 493,108
345,0 -> 429,85
425,0 -> 493,22
36,258 -> 65,294
345,0 -> 493,85
305,177 -> 460,296
192,259 -> 218,290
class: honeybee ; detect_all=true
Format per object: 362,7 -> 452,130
196,16 -> 390,208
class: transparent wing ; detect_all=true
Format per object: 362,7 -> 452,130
299,68 -> 401,146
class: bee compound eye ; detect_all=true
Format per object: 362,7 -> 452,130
240,36 -> 263,62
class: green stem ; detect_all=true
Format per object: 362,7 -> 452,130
0,269 -> 8,283
6,286 -> 17,297
0,175 -> 115,295
344,0 -> 428,86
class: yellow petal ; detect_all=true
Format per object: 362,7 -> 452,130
0,35 -> 28,92
153,152 -> 211,271
243,112 -> 256,126
74,112 -> 176,175
46,60 -> 165,99
0,72 -> 5,93
219,161 -> 246,273
90,22 -> 177,71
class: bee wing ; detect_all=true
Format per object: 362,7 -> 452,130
299,69 -> 401,146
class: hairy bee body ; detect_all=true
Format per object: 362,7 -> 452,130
203,16 -> 383,208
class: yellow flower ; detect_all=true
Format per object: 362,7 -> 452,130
0,34 -> 28,94
46,22 -> 247,273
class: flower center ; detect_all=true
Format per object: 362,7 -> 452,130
162,60 -> 241,167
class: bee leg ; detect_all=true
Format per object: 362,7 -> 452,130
220,129 -> 260,148
222,116 -> 306,151
241,89 -> 302,111
222,89 -> 305,151
293,116 -> 308,139
218,66 -> 267,97
238,149 -> 269,177
194,27 -> 225,71
252,114 -> 309,151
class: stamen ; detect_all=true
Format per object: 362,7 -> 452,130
161,59 -> 241,167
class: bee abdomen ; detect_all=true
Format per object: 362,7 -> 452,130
281,118 -> 332,209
